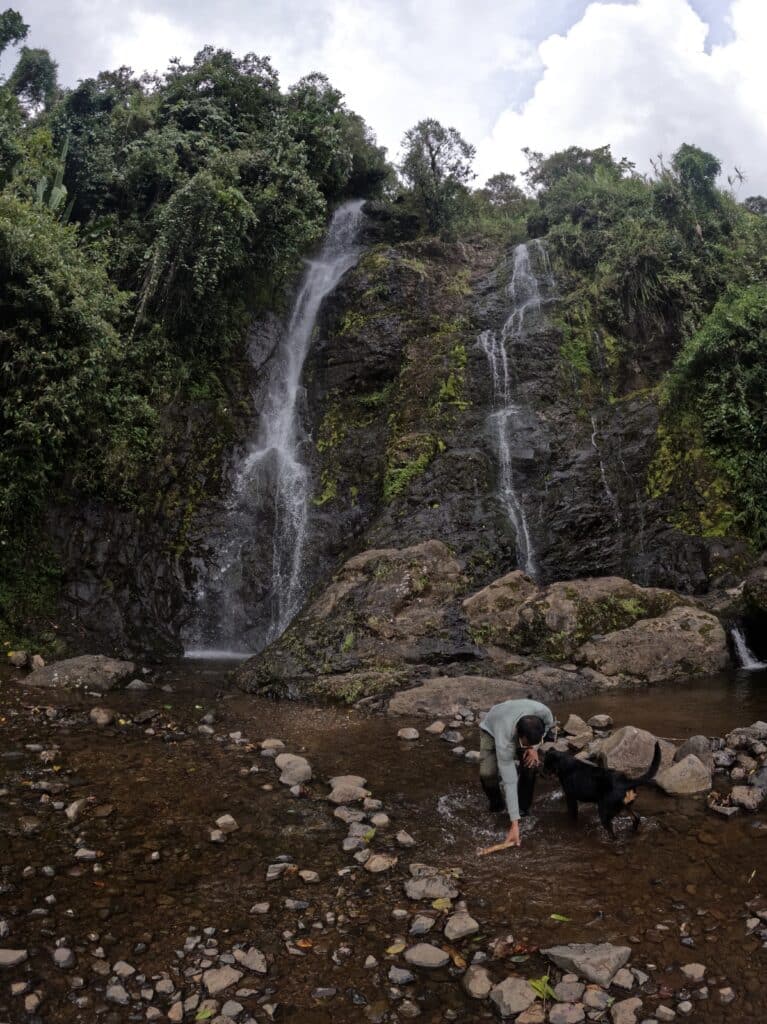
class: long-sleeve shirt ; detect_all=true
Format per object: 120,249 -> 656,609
480,698 -> 554,821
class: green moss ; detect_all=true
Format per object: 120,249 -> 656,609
313,471 -> 338,506
338,310 -> 368,335
383,433 -> 441,503
340,630 -> 355,652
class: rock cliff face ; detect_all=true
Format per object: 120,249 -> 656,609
49,222 -> 755,660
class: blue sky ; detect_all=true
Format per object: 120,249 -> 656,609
6,1 -> 767,192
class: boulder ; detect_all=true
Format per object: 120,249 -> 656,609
563,713 -> 590,735
575,606 -> 728,683
543,943 -> 631,986
489,977 -> 537,1017
599,726 -> 669,777
656,755 -> 712,795
24,655 -> 136,691
461,570 -> 538,644
274,753 -> 312,786
674,735 -> 713,770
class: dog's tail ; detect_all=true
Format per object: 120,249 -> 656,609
634,741 -> 662,786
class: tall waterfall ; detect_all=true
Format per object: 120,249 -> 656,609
731,625 -> 767,671
478,240 -> 551,579
184,200 -> 366,657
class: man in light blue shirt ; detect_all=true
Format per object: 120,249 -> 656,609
479,698 -> 554,850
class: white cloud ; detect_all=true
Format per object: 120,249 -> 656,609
475,0 -> 767,194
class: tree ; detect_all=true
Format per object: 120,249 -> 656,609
8,45 -> 58,110
0,7 -> 27,56
744,196 -> 767,216
400,118 -> 475,235
522,145 -> 633,192
480,172 -> 524,208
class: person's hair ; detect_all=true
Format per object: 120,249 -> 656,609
517,715 -> 546,745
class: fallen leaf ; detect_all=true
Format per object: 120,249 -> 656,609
296,938 -> 313,949
550,913 -> 571,922
431,897 -> 452,912
386,942 -> 406,955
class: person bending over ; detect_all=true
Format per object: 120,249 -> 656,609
478,698 -> 554,854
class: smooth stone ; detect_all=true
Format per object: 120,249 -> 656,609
389,966 -> 415,985
397,830 -> 416,847
403,944 -> 450,969
365,853 -> 398,873
444,912 -> 479,941
328,784 -> 369,805
613,968 -> 635,990
554,980 -> 586,1002
275,753 -> 312,786
610,997 -> 643,1024
215,814 -> 239,833
54,947 -> 76,969
89,706 -> 116,727
549,1004 -> 585,1024
203,966 -> 243,995
398,728 -> 420,741
0,949 -> 28,968
329,774 -> 367,788
106,984 -> 130,1005
462,964 -> 493,999
680,963 -> 706,982
655,755 -> 712,795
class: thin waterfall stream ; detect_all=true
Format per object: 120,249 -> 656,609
184,200 -> 366,657
478,240 -> 552,579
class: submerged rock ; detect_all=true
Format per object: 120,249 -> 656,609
403,943 -> 449,969
489,976 -> 537,1017
543,943 -> 631,986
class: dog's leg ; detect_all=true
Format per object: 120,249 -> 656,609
565,792 -> 579,821
598,803 -> 617,839
629,809 -> 641,831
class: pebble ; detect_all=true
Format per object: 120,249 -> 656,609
250,902 -> 270,914
426,721 -> 446,734
89,706 -> 115,727
233,947 -> 267,974
610,997 -> 643,1024
410,915 -> 435,935
0,949 -> 28,968
221,999 -> 245,1015
398,728 -> 420,741
718,987 -> 735,1004
210,829 -> 226,843
363,798 -> 383,811
555,980 -> 586,1002
74,848 -> 99,861
216,814 -> 239,833
24,993 -> 42,1013
444,911 -> 479,941
656,1007 -> 676,1021
203,965 -> 243,995
299,870 -> 320,883
168,1002 -> 184,1022
106,984 -> 130,1005
365,956 -> 377,969
365,853 -> 398,873
680,963 -> 706,982
396,830 -> 416,847
389,966 -> 415,985
549,1005 -> 585,1024
53,947 -> 76,969
370,813 -> 390,828
676,1000 -> 693,1015
613,967 -> 635,990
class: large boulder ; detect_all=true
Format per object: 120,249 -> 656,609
543,943 -> 631,986
655,754 -> 712,795
597,726 -> 674,776
234,541 -> 471,700
574,606 -> 728,683
23,655 -> 136,692
465,576 -> 682,662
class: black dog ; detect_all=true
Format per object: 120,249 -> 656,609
543,742 -> 661,838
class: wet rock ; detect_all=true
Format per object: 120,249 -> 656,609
444,912 -> 479,941
328,783 -> 369,804
8,649 -> 28,667
106,984 -> 130,1005
53,947 -> 76,969
233,947 -> 267,974
674,736 -> 713,770
410,915 -> 435,936
460,962 -> 491,995
365,955 -> 377,969
549,1005 -> 585,1024
370,813 -> 390,828
656,755 -> 712,795
588,714 -> 613,731
680,962 -> 706,982
74,848 -> 99,861
718,987 -> 735,1004
221,999 -> 245,1016
24,993 -> 42,1013
563,713 -> 590,735
517,1006 -> 546,1024
275,753 -> 312,786
113,960 -> 135,978
426,720 -> 446,734
404,873 -> 460,901
389,966 -> 415,985
610,997 -> 642,1024
89,706 -> 116,727
388,675 -> 534,717
655,1007 -> 676,1022
210,830 -> 226,843
0,919 -> 8,938
299,870 -> 320,884
730,785 -> 765,811
543,943 -> 631,986
612,968 -> 635,990
260,738 -> 285,751
203,965 -> 243,995
168,1002 -> 184,1022
404,943 -> 450,969
334,805 -> 366,824
489,976 -> 537,1017
216,814 -> 239,833
676,1000 -> 693,1016
0,949 -> 28,968
398,728 -> 420,740
554,981 -> 586,1002
599,727 -> 665,776
583,986 -> 610,1010
330,774 -> 368,788
25,654 -> 136,691
365,853 -> 398,873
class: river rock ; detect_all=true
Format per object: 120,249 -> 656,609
656,755 -> 712,795
203,965 -> 242,995
0,949 -> 28,968
215,814 -> 239,833
53,947 -> 76,969
489,976 -> 537,1017
610,996 -> 642,1024
444,912 -> 479,941
588,714 -> 613,731
674,735 -> 713,770
680,962 -> 706,982
389,965 -> 415,985
328,783 -> 369,804
549,1005 -> 585,1024
275,753 -> 312,786
598,726 -> 673,776
233,947 -> 267,974
365,853 -> 398,873
25,655 -> 136,691
398,727 -> 420,740
260,738 -> 285,751
404,873 -> 460,901
462,964 -> 493,999
106,984 -> 130,1005
404,943 -> 450,969
730,785 -> 765,811
543,943 -> 631,986
563,713 -> 590,735
89,706 -> 115,727
397,830 -> 416,847
575,605 -> 728,683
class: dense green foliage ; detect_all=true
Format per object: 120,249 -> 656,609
399,118 -> 476,236
0,14 -> 389,640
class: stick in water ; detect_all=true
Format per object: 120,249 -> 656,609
478,839 -> 517,857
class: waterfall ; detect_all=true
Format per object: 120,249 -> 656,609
184,200 -> 366,657
731,625 -> 767,671
478,240 -> 551,579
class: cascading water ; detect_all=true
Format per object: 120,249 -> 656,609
478,240 -> 552,579
731,625 -> 767,671
184,200 -> 366,657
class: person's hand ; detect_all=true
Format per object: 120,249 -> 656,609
522,747 -> 540,769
